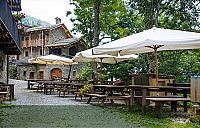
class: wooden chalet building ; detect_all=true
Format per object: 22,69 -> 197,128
0,0 -> 22,83
14,18 -> 87,80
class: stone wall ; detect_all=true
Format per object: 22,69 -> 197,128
48,28 -> 67,43
0,51 -> 7,83
17,64 -> 37,80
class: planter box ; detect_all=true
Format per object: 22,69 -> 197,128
191,76 -> 200,103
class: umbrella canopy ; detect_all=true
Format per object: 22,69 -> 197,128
73,49 -> 138,84
28,55 -> 78,81
73,49 -> 138,64
93,27 -> 200,55
36,54 -> 77,64
93,27 -> 200,85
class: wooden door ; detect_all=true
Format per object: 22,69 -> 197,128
51,68 -> 62,80
29,72 -> 34,79
39,71 -> 44,80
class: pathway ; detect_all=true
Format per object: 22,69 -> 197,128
5,79 -> 88,105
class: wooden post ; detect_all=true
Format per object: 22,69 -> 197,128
154,47 -> 158,86
42,31 -> 44,55
142,88 -> 147,115
155,101 -> 163,118
100,58 -> 103,85
129,88 -> 135,112
6,55 -> 9,84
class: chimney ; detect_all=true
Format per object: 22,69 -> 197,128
55,17 -> 61,24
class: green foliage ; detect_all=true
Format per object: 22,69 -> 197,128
79,84 -> 93,95
9,66 -> 17,79
70,0 -> 200,83
76,62 -> 94,80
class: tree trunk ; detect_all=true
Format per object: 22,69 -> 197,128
94,0 -> 100,47
93,0 -> 100,80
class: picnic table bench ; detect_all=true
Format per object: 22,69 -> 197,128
146,97 -> 190,118
85,93 -> 130,106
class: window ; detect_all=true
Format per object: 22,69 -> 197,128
73,70 -> 77,76
25,51 -> 29,57
23,71 -> 26,76
16,55 -> 19,60
40,49 -> 42,55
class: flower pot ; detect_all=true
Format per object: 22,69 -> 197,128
14,17 -> 19,22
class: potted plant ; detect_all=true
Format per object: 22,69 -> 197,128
114,79 -> 124,85
12,13 -> 25,22
18,25 -> 28,34
79,84 -> 94,95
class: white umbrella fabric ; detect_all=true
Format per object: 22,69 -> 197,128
73,49 -> 138,84
28,55 -> 78,81
93,27 -> 200,85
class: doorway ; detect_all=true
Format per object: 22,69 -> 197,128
29,72 -> 34,79
51,68 -> 62,80
39,71 -> 44,80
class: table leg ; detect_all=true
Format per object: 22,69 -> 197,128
129,88 -> 134,112
87,96 -> 92,104
155,101 -> 163,118
10,85 -> 14,101
142,88 -> 147,115
28,81 -> 30,89
171,101 -> 177,112
183,92 -> 187,112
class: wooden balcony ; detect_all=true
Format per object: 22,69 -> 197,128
22,39 -> 47,48
0,0 -> 21,55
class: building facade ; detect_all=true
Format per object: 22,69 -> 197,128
13,18 -> 86,80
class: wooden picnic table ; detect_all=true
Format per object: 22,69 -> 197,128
128,85 -> 190,117
85,85 -> 130,106
0,84 -> 14,101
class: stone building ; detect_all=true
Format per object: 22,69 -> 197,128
0,0 -> 22,83
13,18 -> 86,80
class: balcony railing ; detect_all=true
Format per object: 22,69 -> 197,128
22,39 -> 47,48
0,0 -> 21,54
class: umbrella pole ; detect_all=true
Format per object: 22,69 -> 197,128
67,65 -> 72,82
100,58 -> 103,85
154,47 -> 158,86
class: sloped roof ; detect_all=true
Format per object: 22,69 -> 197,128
45,38 -> 84,47
27,23 -> 65,32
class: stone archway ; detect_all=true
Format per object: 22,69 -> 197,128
50,68 -> 62,80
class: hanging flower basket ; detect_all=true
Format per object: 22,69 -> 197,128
12,13 -> 25,22
18,25 -> 28,34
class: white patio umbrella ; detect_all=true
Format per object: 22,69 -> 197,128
93,27 -> 200,86
28,55 -> 78,81
73,49 -> 138,84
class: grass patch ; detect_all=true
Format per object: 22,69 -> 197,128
104,103 -> 198,128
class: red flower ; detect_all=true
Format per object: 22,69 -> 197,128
90,89 -> 93,92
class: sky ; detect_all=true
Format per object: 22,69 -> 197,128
21,0 -> 81,37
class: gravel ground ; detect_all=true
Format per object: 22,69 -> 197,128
5,79 -> 88,105
0,79 -> 134,128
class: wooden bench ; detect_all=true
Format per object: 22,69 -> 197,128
85,93 -> 130,106
0,92 -> 8,104
146,98 -> 191,118
59,88 -> 77,98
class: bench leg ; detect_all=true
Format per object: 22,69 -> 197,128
87,96 -> 92,104
63,92 -> 66,98
110,99 -> 114,104
184,101 -> 187,112
171,101 -> 177,112
155,101 -> 163,118
75,93 -> 77,100
101,99 -> 106,106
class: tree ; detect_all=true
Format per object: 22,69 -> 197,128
67,0 -> 130,47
